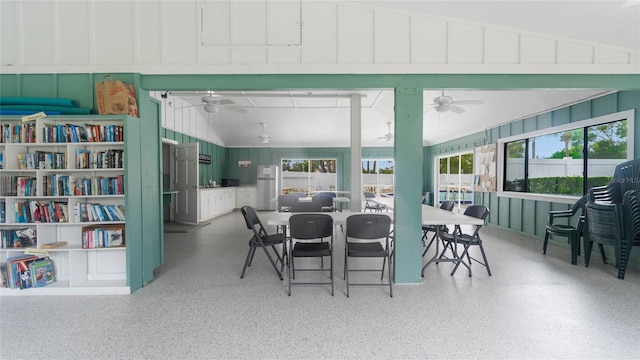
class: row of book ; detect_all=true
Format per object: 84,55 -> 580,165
1,174 -> 124,197
76,149 -> 123,169
17,151 -> 66,170
75,203 -> 125,223
43,123 -> 123,143
15,201 -> 69,223
82,226 -> 125,249
0,201 -> 4,223
1,123 -> 37,144
1,228 -> 36,248
2,255 -> 55,289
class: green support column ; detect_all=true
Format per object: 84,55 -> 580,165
393,84 -> 424,283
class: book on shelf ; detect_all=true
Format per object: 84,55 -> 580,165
29,258 -> 55,287
82,225 -> 125,249
1,228 -> 37,248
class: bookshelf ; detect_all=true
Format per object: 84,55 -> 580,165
0,115 -> 134,295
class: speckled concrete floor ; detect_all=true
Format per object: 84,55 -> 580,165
2,210 -> 639,360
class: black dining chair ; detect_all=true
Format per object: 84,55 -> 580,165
288,214 -> 334,296
543,195 -> 591,265
240,206 -> 286,280
312,195 -> 335,212
421,200 -> 456,257
290,201 -> 322,212
363,191 -> 385,212
435,205 -> 490,277
277,194 -> 299,212
344,214 -> 393,297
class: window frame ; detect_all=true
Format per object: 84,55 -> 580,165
361,158 -> 395,197
497,109 -> 634,204
280,158 -> 338,195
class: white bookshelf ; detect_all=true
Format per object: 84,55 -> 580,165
0,116 -> 129,295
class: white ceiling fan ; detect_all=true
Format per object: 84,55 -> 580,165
180,91 -> 247,114
425,91 -> 483,114
258,122 -> 271,144
377,122 -> 393,141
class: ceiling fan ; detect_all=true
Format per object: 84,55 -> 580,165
258,122 -> 271,144
377,122 -> 393,141
181,92 -> 247,113
425,91 -> 483,114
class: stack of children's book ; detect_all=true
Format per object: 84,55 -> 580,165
2,254 -> 55,289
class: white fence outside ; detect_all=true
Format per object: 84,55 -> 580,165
506,158 -> 623,180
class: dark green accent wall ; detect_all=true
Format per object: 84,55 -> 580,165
425,90 -> 640,268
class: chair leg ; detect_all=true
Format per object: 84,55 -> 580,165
288,250 -> 293,296
422,233 -> 437,257
617,243 -> 630,280
388,252 -> 393,297
598,244 -> 608,264
584,239 -> 594,267
330,252 -> 334,296
345,251 -> 350,298
543,230 -> 550,254
240,245 -> 255,279
261,244 -> 283,280
381,252 -> 387,280
570,232 -> 578,265
248,246 -> 257,266
478,243 -> 492,276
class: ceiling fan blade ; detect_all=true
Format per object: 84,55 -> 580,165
176,104 -> 202,110
213,99 -> 235,105
449,105 -> 466,114
226,107 -> 247,113
452,100 -> 483,105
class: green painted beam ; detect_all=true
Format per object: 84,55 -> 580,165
393,83 -> 423,283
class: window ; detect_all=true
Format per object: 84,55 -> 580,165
362,159 -> 394,196
500,110 -> 632,198
436,152 -> 474,208
281,159 -> 337,195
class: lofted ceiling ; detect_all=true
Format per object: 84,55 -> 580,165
168,0 -> 637,148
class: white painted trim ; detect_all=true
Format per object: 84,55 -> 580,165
162,137 -> 179,145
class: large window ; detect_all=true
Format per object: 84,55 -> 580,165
362,159 -> 394,196
281,159 -> 337,195
502,112 -> 631,197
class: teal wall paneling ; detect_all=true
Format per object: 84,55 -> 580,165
522,200 -> 536,235
537,112 -> 552,129
523,116 -> 537,133
124,115 -> 143,292
510,120 -> 523,136
509,198 -> 523,232
552,107 -> 571,127
591,92 -> 618,117
571,101 -> 591,122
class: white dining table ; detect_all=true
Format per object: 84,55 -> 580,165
368,197 -> 484,275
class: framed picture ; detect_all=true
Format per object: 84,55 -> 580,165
238,160 -> 252,168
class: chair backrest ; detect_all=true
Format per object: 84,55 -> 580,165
613,159 -> 640,195
463,205 -> 490,221
289,214 -> 333,240
570,194 -> 589,215
589,159 -> 640,204
290,201 -> 322,212
318,192 -> 337,198
277,194 -> 299,212
440,201 -> 455,211
240,206 -> 267,239
312,195 -> 333,207
346,214 -> 392,240
623,189 -> 640,246
363,191 -> 375,199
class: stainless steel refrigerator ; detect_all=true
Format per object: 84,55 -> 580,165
256,165 -> 279,210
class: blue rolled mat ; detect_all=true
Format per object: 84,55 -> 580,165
0,105 -> 92,114
0,110 -> 62,115
0,97 -> 79,107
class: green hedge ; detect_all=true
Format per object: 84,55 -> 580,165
528,176 -> 612,195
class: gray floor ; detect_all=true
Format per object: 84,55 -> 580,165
2,210 -> 639,360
